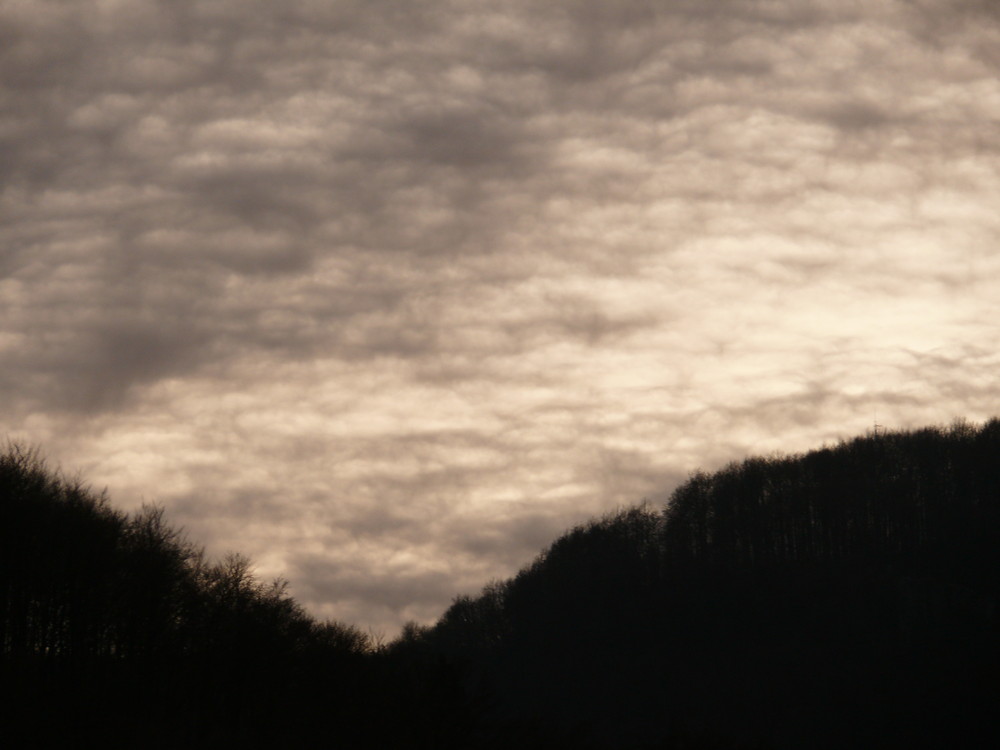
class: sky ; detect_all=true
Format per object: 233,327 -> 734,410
3,0 -> 1000,636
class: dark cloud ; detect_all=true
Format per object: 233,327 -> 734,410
819,100 -> 895,132
391,104 -> 523,168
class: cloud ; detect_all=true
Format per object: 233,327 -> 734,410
2,0 -> 1000,634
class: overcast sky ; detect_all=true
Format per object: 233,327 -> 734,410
3,0 -> 999,635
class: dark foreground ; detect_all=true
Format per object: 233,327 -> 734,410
3,422 -> 998,748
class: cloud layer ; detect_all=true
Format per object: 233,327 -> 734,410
3,0 -> 1000,634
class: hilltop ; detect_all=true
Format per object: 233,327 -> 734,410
2,420 -> 998,748
404,419 -> 1000,748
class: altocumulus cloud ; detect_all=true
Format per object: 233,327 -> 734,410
2,0 -> 1000,634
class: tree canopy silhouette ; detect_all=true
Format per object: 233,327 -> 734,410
0,442 -> 374,748
412,420 -> 1000,749
3,420 -> 998,748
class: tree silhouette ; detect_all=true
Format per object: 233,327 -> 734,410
0,441 -> 382,748
409,420 -> 1000,749
4,420 -> 999,749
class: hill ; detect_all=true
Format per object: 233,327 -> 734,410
3,421 -> 998,748
404,420 -> 1000,748
0,444 -> 375,747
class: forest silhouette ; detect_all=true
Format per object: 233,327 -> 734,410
2,420 -> 998,748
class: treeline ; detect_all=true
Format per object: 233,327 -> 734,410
4,422 -> 999,747
0,444 -> 404,748
406,420 -> 1000,748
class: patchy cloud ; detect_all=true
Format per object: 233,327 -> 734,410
2,0 -> 1000,635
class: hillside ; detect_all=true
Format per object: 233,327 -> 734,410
3,421 -> 998,748
0,444 -> 376,748
406,420 -> 1000,748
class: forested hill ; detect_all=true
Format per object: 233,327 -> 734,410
3,422 -> 999,748
403,420 -> 1000,749
0,444 -> 375,748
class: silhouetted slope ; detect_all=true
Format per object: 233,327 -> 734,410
0,443 -> 375,748
4,422 -> 999,748
411,420 -> 1000,749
